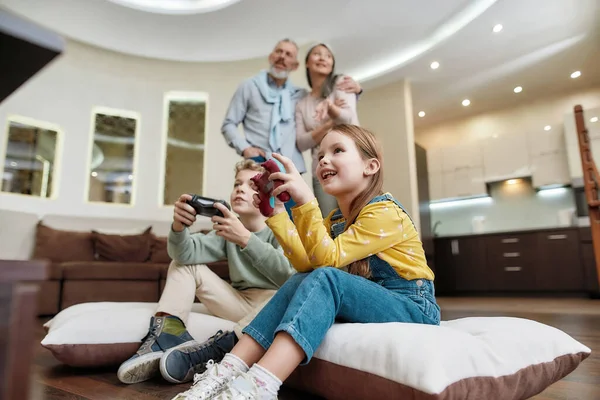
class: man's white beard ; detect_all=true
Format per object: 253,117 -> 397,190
269,65 -> 289,79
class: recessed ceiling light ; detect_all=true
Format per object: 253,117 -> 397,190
105,0 -> 241,15
513,86 -> 523,93
462,99 -> 471,107
430,61 -> 440,70
590,117 -> 598,123
91,171 -> 98,177
544,125 -> 552,131
10,161 -> 17,167
507,179 -> 518,185
571,71 -> 581,79
418,111 -> 426,117
128,174 -> 134,180
493,24 -> 503,33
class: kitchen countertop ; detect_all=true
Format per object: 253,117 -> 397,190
432,225 -> 589,240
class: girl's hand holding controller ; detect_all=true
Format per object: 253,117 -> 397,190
269,153 -> 315,206
251,183 -> 286,217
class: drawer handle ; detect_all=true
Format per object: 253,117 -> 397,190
451,240 -> 459,255
501,238 -> 519,243
503,252 -> 520,258
504,266 -> 522,272
548,234 -> 567,240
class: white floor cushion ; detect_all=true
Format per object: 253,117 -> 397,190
287,316 -> 591,400
41,302 -> 235,367
41,303 -> 591,400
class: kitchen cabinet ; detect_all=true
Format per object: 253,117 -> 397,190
427,143 -> 486,201
441,167 -> 486,199
577,228 -> 600,293
434,236 -> 488,293
482,134 -> 531,182
485,233 -> 538,291
433,227 -> 588,294
527,128 -> 570,187
441,142 -> 483,172
536,230 -> 584,290
563,106 -> 600,182
427,147 -> 443,173
428,171 -> 444,201
527,129 -> 565,158
531,152 -> 570,188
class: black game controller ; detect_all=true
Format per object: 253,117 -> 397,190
186,195 -> 231,218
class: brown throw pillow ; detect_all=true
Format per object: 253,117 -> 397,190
150,235 -> 171,263
91,227 -> 153,262
33,223 -> 96,263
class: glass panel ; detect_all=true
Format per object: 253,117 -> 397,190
2,118 -> 59,198
88,109 -> 138,204
163,96 -> 206,205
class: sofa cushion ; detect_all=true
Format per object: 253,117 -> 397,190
91,227 -> 153,262
33,223 -> 96,263
61,281 -> 159,309
36,280 -> 61,315
41,302 -> 234,367
61,262 -> 163,280
150,235 -> 171,263
48,263 -> 63,279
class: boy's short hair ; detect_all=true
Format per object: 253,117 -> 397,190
234,158 -> 264,176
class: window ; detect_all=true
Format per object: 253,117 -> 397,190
1,116 -> 61,198
87,107 -> 139,205
161,92 -> 207,206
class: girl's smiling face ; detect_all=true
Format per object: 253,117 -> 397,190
316,130 -> 375,197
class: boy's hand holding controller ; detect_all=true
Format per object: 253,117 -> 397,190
210,203 -> 251,248
172,193 -> 250,248
172,194 -> 197,232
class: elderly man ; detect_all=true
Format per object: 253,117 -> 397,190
221,38 -> 362,215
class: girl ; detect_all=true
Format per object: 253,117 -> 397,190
295,43 -> 359,218
170,124 -> 440,400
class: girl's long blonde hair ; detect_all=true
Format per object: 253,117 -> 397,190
331,124 -> 384,278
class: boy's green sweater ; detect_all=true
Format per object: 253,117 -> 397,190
167,225 -> 296,290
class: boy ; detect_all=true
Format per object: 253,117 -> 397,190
117,159 -> 296,384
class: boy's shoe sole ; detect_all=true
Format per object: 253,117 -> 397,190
117,351 -> 163,384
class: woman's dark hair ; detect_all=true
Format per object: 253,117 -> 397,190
305,43 -> 341,99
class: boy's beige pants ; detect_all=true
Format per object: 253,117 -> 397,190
157,261 -> 275,339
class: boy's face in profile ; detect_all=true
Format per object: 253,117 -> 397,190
230,169 -> 262,218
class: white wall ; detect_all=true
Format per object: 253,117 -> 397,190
357,80 -> 420,231
0,39 -> 311,223
416,86 -> 600,149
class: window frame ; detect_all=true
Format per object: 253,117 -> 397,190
0,114 -> 64,200
159,91 -> 209,208
84,106 -> 141,207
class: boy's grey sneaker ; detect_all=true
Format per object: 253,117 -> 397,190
117,315 -> 194,384
160,330 -> 238,384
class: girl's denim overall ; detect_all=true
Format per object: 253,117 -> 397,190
242,194 -> 441,364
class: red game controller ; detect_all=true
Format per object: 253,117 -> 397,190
250,158 -> 291,217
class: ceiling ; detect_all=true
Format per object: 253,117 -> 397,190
2,0 -> 600,128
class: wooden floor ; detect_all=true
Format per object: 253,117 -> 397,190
29,297 -> 600,400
